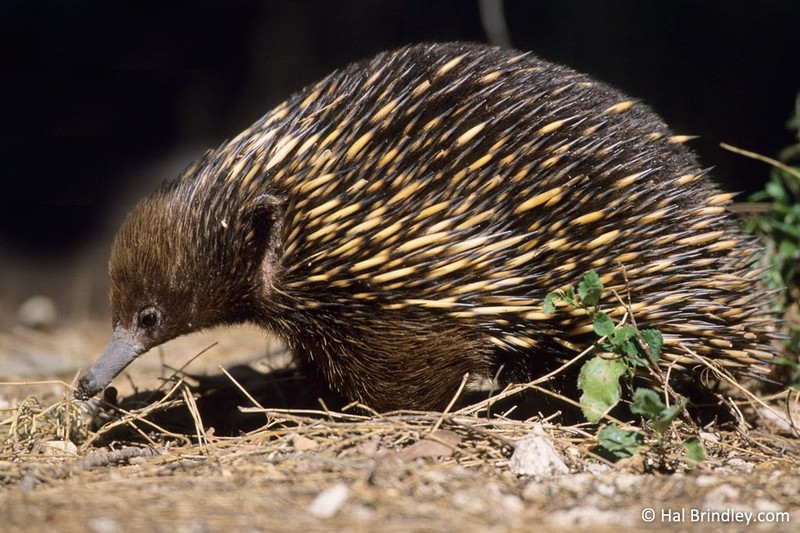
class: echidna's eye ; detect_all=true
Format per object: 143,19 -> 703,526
137,307 -> 162,331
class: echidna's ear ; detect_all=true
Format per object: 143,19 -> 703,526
242,193 -> 286,278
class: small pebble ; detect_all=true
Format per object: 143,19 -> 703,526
41,440 -> 78,456
509,425 -> 569,477
308,483 -> 349,518
292,434 -> 319,452
88,517 -> 120,533
17,295 -> 58,329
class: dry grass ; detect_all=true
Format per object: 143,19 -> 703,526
1,343 -> 799,532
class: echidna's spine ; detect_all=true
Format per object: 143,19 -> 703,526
91,42 -> 776,411
178,43 -> 773,375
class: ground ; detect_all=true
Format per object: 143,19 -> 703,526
1,319 -> 798,532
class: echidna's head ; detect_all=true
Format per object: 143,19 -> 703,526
75,173 -> 285,400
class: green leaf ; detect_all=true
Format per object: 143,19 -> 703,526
593,312 -> 615,338
683,438 -> 707,463
543,292 -> 559,314
597,424 -> 642,459
599,340 -> 615,353
639,329 -> 663,360
630,388 -> 666,419
626,350 -> 650,367
765,178 -> 788,203
620,339 -> 640,358
779,239 -> 800,259
565,286 -> 576,303
578,356 -> 627,423
772,356 -> 799,368
773,220 -> 800,239
631,388 -> 686,434
543,287 -> 582,313
577,270 -> 603,307
612,325 -> 636,346
651,401 -> 685,434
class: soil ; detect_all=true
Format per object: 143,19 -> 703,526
1,320 -> 798,532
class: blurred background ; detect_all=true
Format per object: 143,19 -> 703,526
1,0 -> 798,323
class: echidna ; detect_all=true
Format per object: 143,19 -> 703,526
75,42 -> 775,412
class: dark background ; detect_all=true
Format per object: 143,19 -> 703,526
0,0 -> 798,315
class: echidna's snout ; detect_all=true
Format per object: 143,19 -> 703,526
75,327 -> 144,400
